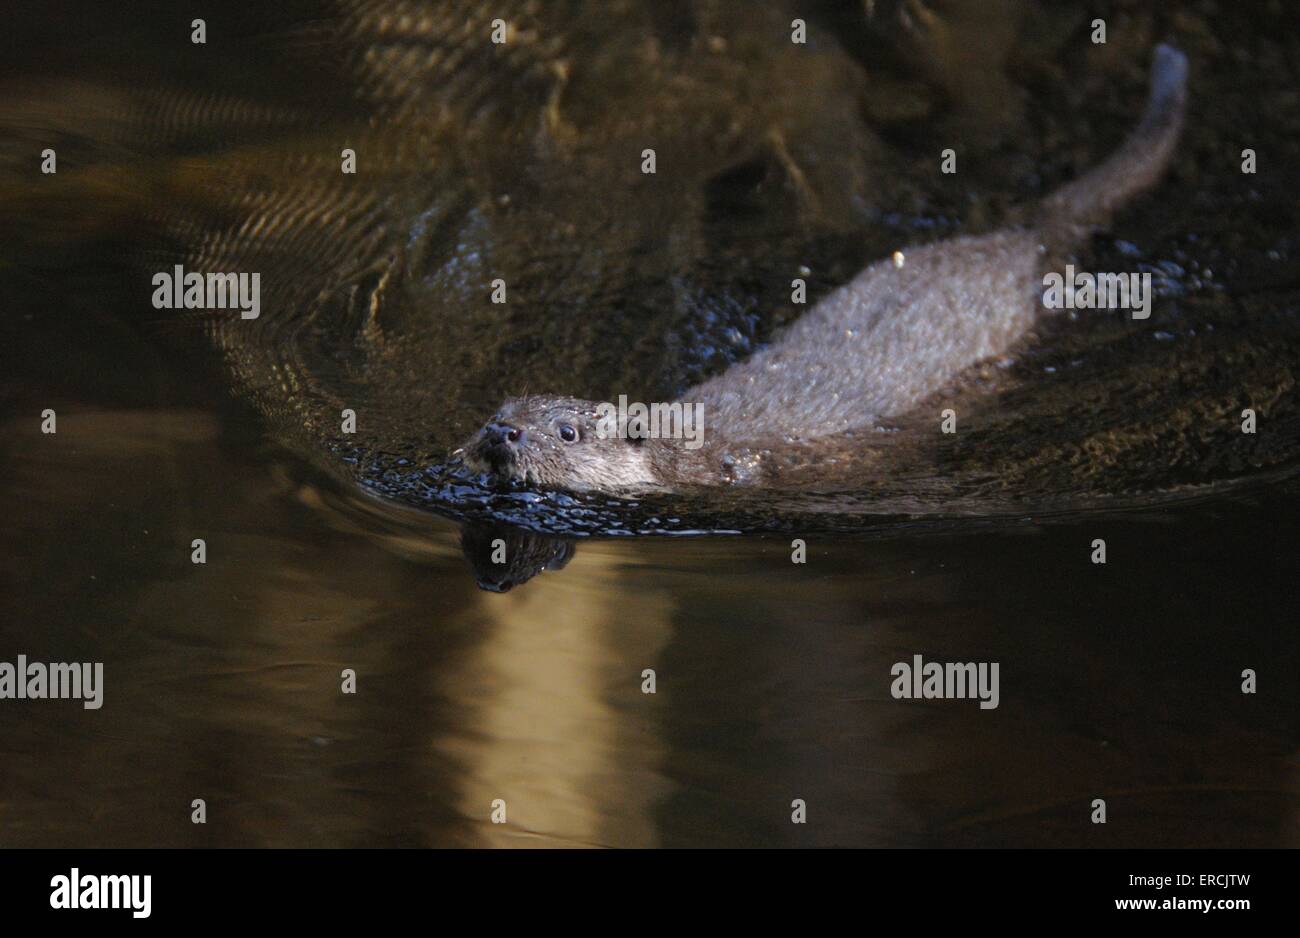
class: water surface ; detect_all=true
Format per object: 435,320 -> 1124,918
1,0 -> 1296,847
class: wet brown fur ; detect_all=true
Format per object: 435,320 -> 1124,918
462,46 -> 1189,493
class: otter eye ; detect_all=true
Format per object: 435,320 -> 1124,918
558,424 -> 579,443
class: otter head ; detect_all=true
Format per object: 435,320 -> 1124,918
458,395 -> 661,492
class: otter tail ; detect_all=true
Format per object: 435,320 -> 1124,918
1038,43 -> 1188,241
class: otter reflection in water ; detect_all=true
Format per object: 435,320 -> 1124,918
460,524 -> 576,592
459,45 -> 1188,495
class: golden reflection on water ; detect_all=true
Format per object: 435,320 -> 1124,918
1,405 -> 682,846
440,550 -> 675,847
1,403 -> 1295,847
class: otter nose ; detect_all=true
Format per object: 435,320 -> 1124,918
484,421 -> 523,446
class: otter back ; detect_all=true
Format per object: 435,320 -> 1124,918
684,44 -> 1188,446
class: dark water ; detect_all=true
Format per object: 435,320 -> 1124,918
1,0 -> 1297,846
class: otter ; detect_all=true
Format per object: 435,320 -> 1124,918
460,45 -> 1189,493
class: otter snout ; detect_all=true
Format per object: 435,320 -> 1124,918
467,419 -> 525,474
484,421 -> 523,447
